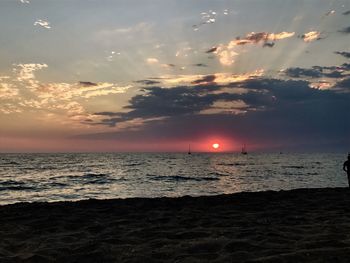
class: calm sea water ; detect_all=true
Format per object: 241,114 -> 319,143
0,153 -> 347,205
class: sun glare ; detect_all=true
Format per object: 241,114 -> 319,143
212,143 -> 220,149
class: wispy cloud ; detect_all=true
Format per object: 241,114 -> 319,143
151,70 -> 264,86
14,63 -> 48,82
146,58 -> 159,64
13,63 -> 48,91
0,82 -> 18,100
263,42 -> 275,48
134,80 -> 161,85
79,81 -> 98,87
193,63 -> 208,67
95,22 -> 153,44
323,10 -> 335,17
34,19 -> 51,29
300,31 -> 321,42
192,10 -> 217,31
107,22 -> 151,34
106,51 -> 121,62
234,31 -> 295,45
206,47 -> 218,53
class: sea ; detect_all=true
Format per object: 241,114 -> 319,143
0,153 -> 347,205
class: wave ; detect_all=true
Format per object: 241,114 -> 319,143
148,174 -> 219,182
282,165 -> 305,169
0,180 -> 26,186
0,186 -> 36,191
0,180 -> 35,191
1,161 -> 20,165
124,162 -> 145,167
48,182 -> 68,187
217,162 -> 246,166
209,172 -> 230,177
83,173 -> 109,178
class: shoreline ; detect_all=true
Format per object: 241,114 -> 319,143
1,187 -> 350,262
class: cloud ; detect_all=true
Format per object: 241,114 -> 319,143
285,67 -> 322,78
199,100 -> 248,115
81,85 -> 130,99
91,78 -> 305,127
14,63 -> 48,82
300,31 -> 321,42
159,70 -> 264,86
335,51 -> 350,59
309,80 -> 335,90
2,64 -> 131,121
323,10 -> 335,16
106,51 -> 121,62
95,22 -> 153,44
0,82 -> 18,100
161,64 -> 176,69
34,19 -> 51,29
134,80 -> 161,85
79,81 -> 98,87
146,58 -> 159,64
13,63 -> 48,91
283,62 -> 350,81
263,42 -> 275,48
193,63 -> 208,67
106,22 -> 151,34
213,31 -> 295,66
339,26 -> 350,34
191,75 -> 216,85
215,48 -> 239,66
237,31 -> 295,44
206,47 -> 218,53
81,76 -> 350,151
335,77 -> 350,89
192,10 -> 217,31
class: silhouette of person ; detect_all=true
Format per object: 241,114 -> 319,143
344,154 -> 350,187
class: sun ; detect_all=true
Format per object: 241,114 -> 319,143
212,143 -> 220,149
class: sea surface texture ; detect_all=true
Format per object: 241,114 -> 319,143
0,153 -> 346,205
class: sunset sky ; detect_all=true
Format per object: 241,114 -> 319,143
0,0 -> 349,152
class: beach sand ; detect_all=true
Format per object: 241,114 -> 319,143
1,188 -> 350,262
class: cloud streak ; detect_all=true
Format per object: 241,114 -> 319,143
34,19 -> 51,29
300,31 -> 321,42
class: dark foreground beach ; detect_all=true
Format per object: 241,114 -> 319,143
1,188 -> 350,262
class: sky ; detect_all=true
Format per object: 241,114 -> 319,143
0,0 -> 349,152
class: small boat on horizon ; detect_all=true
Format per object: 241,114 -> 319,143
241,144 -> 248,155
188,144 -> 191,155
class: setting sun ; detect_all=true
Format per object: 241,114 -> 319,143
212,143 -> 220,149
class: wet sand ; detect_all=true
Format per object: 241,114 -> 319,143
1,188 -> 350,262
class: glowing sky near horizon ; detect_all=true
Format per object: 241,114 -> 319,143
0,0 -> 349,152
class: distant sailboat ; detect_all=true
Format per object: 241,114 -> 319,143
241,144 -> 247,155
188,144 -> 191,155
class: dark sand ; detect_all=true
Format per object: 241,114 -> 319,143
1,188 -> 350,262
